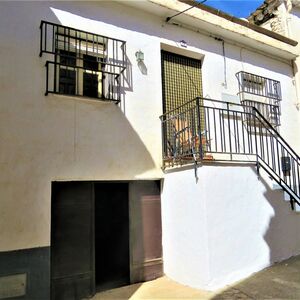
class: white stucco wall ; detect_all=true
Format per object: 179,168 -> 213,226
0,0 -> 300,291
162,164 -> 300,290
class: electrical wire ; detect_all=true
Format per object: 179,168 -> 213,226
166,0 -> 207,23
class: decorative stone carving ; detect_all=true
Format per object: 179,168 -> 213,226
270,14 -> 286,34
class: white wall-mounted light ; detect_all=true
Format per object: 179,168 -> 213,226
135,50 -> 144,63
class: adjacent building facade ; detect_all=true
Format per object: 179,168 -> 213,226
0,0 -> 300,299
248,0 -> 300,109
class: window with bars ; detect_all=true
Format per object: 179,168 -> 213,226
39,21 -> 127,102
236,71 -> 282,128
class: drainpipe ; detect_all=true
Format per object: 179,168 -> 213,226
213,37 -> 227,89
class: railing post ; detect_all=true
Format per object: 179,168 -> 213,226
196,97 -> 203,159
297,157 -> 300,197
227,102 -> 233,161
54,58 -> 57,93
44,22 -> 47,55
253,107 -> 260,175
161,116 -> 166,168
39,22 -> 43,57
45,61 -> 49,96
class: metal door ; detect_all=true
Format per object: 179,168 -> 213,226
51,182 -> 95,300
129,181 -> 163,283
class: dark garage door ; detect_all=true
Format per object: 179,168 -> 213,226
51,182 -> 95,300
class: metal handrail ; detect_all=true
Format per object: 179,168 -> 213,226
160,97 -> 300,205
160,97 -> 245,119
253,107 -> 300,161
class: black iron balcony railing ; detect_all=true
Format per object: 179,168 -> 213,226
39,20 -> 126,102
45,61 -> 120,101
236,71 -> 281,128
160,97 -> 300,208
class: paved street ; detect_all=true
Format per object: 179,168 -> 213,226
92,255 -> 300,299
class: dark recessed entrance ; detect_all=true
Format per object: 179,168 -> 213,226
95,182 -> 130,291
51,180 -> 162,300
51,181 -> 130,300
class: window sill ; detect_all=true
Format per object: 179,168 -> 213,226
46,92 -> 120,104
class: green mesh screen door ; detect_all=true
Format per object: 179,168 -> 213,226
161,50 -> 204,158
161,50 -> 203,113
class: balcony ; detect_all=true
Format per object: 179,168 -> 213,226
160,97 -> 257,167
160,96 -> 300,207
39,21 -> 127,102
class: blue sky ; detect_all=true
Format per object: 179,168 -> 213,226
202,0 -> 264,18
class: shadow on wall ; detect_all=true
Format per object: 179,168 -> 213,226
120,53 -> 133,113
187,162 -> 300,290
244,165 -> 300,266
291,6 -> 300,20
46,98 -> 159,179
259,173 -> 300,264
138,61 -> 148,75
248,166 -> 300,267
31,4 -> 156,178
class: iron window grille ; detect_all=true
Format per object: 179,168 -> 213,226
39,20 -> 127,102
236,71 -> 282,128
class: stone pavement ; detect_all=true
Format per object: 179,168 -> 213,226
92,255 -> 300,299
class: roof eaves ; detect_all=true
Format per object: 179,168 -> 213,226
177,0 -> 297,46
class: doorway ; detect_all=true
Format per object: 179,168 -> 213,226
161,50 -> 205,156
94,182 -> 130,291
161,50 -> 203,114
51,180 -> 162,299
51,181 -> 130,299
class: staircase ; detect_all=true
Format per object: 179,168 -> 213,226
160,97 -> 300,209
252,108 -> 300,209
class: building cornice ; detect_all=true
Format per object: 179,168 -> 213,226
144,0 -> 298,61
